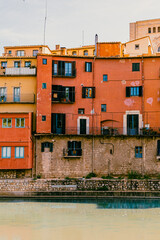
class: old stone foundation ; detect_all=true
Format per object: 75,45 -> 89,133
0,179 -> 160,198
35,135 -> 160,178
0,170 -> 32,179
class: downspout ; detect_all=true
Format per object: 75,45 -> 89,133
141,56 -> 144,125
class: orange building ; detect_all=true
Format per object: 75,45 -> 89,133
36,53 -> 160,137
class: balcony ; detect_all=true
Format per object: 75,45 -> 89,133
0,94 -> 35,104
63,148 -> 82,158
0,67 -> 36,76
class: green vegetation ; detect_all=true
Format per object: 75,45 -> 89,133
101,175 -> 114,179
85,172 -> 97,179
127,170 -> 142,179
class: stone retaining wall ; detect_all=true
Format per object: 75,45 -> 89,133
0,179 -> 160,193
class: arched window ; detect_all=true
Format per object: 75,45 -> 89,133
84,50 -> 88,56
158,46 -> 160,52
72,51 -> 77,55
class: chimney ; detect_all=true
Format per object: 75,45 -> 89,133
55,45 -> 60,50
95,34 -> 98,56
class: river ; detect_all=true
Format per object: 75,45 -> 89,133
0,198 -> 160,240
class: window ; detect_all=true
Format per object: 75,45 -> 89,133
158,47 -> 160,52
17,50 -> 24,56
135,44 -> 139,50
72,51 -> 77,55
78,108 -> 85,114
126,86 -> 142,97
135,146 -> 142,158
2,147 -> 11,158
42,83 -> 47,89
42,115 -> 46,121
14,61 -> 21,68
33,50 -> 38,56
15,147 -> 24,158
41,142 -> 53,152
15,118 -> 25,128
132,63 -> 140,71
67,141 -> 82,156
1,61 -> 7,69
0,87 -> 7,102
43,59 -> 47,65
101,104 -> 106,112
52,85 -> 75,103
2,118 -> 12,128
85,62 -> 92,72
25,61 -> 31,67
148,28 -> 151,33
153,27 -> 156,33
84,50 -> 88,56
65,62 -> 72,76
52,60 -> 76,77
103,74 -> 108,82
158,27 -> 160,32
8,50 -> 12,55
82,87 -> 95,98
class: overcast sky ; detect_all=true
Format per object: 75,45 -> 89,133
0,0 -> 160,54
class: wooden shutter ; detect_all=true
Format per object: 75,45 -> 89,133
52,60 -> 54,75
51,113 -> 57,133
58,61 -> 62,75
126,87 -> 130,97
61,114 -> 65,134
41,143 -> 44,152
62,61 -> 65,76
82,87 -> 86,98
85,62 -> 87,72
72,61 -> 76,77
69,87 -> 75,102
76,141 -> 82,156
50,143 -> 53,152
90,63 -> 92,72
157,140 -> 160,156
139,86 -> 143,96
68,141 -> 72,156
92,87 -> 95,98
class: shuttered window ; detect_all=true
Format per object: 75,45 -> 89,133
82,87 -> 95,98
126,86 -> 142,97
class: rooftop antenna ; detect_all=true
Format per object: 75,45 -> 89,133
82,30 -> 84,46
44,0 -> 47,45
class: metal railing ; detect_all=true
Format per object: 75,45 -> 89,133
0,94 -> 35,104
63,148 -> 82,157
0,67 -> 36,76
52,127 -> 160,136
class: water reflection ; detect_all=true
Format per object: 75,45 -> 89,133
0,199 -> 160,240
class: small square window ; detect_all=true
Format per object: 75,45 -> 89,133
135,44 -> 139,50
42,115 -> 46,121
8,50 -> 12,55
33,50 -> 38,56
42,83 -> 47,89
132,63 -> 140,72
43,59 -> 47,65
25,61 -> 31,67
103,75 -> 108,82
15,118 -> 25,128
135,146 -> 142,158
78,108 -> 85,114
2,118 -> 12,128
101,104 -> 106,112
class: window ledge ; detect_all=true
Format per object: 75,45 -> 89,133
63,155 -> 82,158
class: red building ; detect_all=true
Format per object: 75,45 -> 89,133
0,112 -> 33,170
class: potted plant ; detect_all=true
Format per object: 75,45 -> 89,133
0,95 -> 5,102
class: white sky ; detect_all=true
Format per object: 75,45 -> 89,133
0,0 -> 160,54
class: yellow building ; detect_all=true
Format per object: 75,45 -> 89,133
0,45 -> 51,130
52,44 -> 95,56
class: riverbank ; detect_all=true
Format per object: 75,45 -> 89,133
0,178 -> 160,198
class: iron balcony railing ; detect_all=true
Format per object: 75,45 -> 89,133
63,148 -> 82,157
52,127 -> 160,136
0,67 -> 36,76
0,94 -> 35,104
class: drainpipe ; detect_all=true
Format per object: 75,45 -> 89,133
141,56 -> 144,125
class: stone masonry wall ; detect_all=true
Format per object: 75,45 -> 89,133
35,135 -> 160,178
0,179 -> 160,192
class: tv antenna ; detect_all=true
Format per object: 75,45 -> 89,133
44,0 -> 47,45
